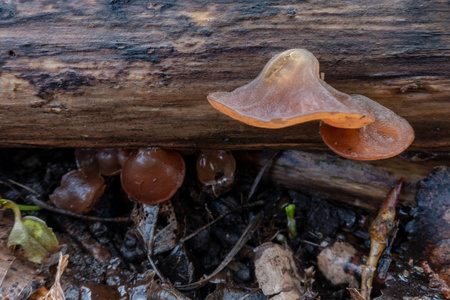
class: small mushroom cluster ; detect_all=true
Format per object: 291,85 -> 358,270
50,148 -> 238,213
50,148 -> 186,212
207,49 -> 414,160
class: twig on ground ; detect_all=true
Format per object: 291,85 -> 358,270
43,253 -> 69,300
180,201 -> 264,245
145,204 -> 167,283
175,213 -> 263,290
1,180 -> 130,222
361,179 -> 402,299
0,257 -> 15,288
247,151 -> 280,201
27,194 -> 130,222
237,287 -> 262,300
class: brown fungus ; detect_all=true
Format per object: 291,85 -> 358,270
75,148 -> 99,176
76,148 -> 132,176
319,94 -> 415,160
208,49 -> 374,129
96,148 -> 122,176
121,148 -> 186,205
50,170 -> 106,214
117,148 -> 136,167
196,150 -> 236,195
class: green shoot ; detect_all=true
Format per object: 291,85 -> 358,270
1,198 -> 42,211
285,204 -> 297,239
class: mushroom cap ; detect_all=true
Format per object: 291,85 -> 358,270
50,170 -> 106,214
117,148 -> 136,167
75,148 -> 99,176
196,150 -> 236,186
96,148 -> 122,176
121,148 -> 186,205
208,49 -> 374,129
320,94 -> 415,160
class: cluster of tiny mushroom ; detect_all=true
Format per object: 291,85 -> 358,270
50,148 -> 236,211
207,49 -> 415,161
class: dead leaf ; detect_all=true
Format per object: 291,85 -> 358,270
43,253 -> 69,300
254,242 -> 317,299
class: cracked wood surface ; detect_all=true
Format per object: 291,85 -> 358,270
0,0 -> 448,149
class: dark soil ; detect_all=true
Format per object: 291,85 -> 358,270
0,149 -> 446,299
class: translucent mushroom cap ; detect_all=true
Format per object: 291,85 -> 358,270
196,150 -> 236,186
121,148 -> 186,205
320,95 -> 415,160
50,170 -> 106,214
208,49 -> 374,129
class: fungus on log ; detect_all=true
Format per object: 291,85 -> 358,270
208,49 -> 374,129
320,95 -> 415,160
208,49 -> 414,160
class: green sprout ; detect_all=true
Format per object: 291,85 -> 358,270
1,198 -> 42,211
285,204 -> 297,239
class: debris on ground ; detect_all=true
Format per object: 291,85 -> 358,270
254,242 -> 317,299
0,149 -> 449,299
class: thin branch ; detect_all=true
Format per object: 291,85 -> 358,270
181,200 -> 264,245
238,288 -> 262,300
145,204 -> 167,283
0,257 -> 15,288
175,212 -> 263,291
8,179 -> 39,195
26,194 -> 130,222
247,151 -> 280,201
1,179 -> 130,222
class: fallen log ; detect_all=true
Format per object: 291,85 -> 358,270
248,150 -> 450,211
0,0 -> 448,149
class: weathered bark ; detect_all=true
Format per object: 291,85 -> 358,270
0,0 -> 448,149
249,150 -> 450,212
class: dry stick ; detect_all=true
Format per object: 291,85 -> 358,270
26,194 -> 130,222
146,204 -> 167,283
299,239 -> 322,248
1,180 -> 33,204
0,257 -> 15,288
175,213 -> 263,291
7,180 -> 38,195
247,151 -> 280,201
180,201 -> 264,245
2,180 -> 130,222
166,200 -> 263,276
237,288 -> 262,300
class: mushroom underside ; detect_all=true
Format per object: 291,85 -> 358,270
319,95 -> 415,160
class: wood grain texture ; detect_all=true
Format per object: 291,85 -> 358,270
249,150 -> 450,212
0,0 -> 448,149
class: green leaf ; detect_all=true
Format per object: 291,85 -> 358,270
22,216 -> 59,252
5,200 -> 59,263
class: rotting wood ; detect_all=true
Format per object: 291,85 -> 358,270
0,0 -> 448,149
248,150 -> 450,212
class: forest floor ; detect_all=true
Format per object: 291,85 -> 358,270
0,148 -> 448,300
